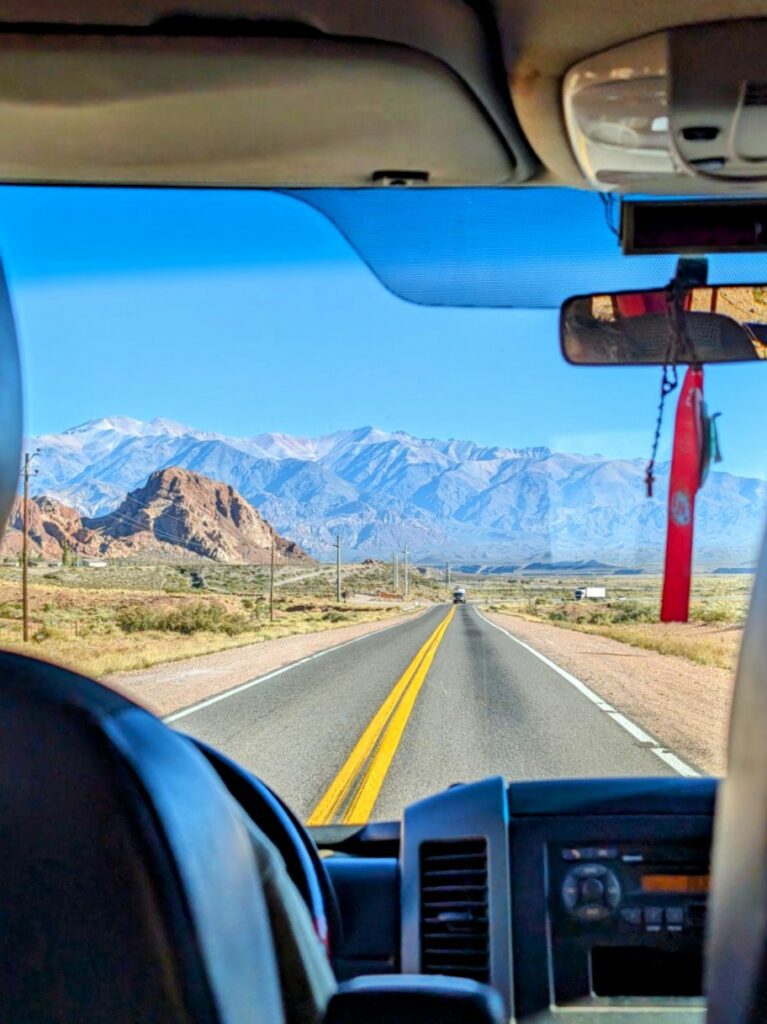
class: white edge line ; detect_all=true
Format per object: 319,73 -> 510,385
164,606 -> 432,724
474,607 -> 699,779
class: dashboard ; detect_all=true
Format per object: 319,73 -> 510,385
316,776 -> 716,1024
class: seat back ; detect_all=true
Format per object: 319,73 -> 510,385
0,651 -> 284,1024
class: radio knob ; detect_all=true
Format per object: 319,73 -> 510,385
562,865 -> 622,917
580,877 -> 605,901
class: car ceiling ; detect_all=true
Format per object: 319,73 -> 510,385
1,0 -> 767,188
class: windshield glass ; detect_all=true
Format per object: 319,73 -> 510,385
1,185 -> 764,824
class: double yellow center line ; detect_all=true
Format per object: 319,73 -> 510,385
308,605 -> 456,826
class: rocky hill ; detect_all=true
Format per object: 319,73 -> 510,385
0,495 -> 117,561
0,466 -> 309,564
26,417 -> 767,566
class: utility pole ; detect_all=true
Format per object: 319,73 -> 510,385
403,545 -> 409,598
393,551 -> 399,592
22,449 -> 39,642
335,534 -> 342,602
269,538 -> 275,622
445,562 -> 451,593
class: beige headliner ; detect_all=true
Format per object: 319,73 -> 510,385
3,0 -> 767,187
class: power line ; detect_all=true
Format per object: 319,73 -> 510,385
22,450 -> 40,642
270,538 -> 275,622
88,508 -> 197,550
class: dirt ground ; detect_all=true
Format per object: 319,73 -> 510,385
487,611 -> 732,776
106,607 -> 426,717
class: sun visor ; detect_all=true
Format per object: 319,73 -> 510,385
0,32 -> 520,186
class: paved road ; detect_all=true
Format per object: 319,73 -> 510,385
171,603 -> 682,824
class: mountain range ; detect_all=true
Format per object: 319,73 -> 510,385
1,466 -> 309,564
25,416 -> 767,566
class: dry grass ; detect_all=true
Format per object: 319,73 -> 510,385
523,618 -> 742,671
474,573 -> 751,671
0,574 -> 418,678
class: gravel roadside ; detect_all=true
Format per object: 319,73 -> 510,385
485,610 -> 732,777
105,607 -> 426,717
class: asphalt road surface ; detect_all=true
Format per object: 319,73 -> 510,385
170,604 -> 689,824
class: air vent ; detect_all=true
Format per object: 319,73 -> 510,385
419,838 -> 489,982
744,81 -> 767,106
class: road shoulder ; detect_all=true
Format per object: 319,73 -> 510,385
485,610 -> 731,776
105,607 -> 427,717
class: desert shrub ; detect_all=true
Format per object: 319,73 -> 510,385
587,610 -> 610,624
692,605 -> 732,624
610,602 -> 656,624
33,623 -> 66,642
80,619 -> 118,637
116,605 -> 163,633
323,610 -> 348,623
117,600 -> 249,636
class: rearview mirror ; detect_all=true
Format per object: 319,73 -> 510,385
561,285 -> 767,366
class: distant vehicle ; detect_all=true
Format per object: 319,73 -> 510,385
452,587 -> 467,604
574,586 -> 606,600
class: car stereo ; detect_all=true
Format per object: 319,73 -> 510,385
548,840 -> 709,1002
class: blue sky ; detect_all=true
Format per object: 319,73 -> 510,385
1,185 -> 767,479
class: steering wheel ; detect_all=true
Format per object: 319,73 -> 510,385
192,739 -> 340,957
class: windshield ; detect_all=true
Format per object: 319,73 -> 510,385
1,185 -> 764,824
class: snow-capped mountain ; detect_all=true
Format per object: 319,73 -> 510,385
27,417 -> 767,565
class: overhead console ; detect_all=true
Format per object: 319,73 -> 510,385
564,18 -> 767,194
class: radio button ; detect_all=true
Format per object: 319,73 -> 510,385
561,848 -> 579,861
572,863 -> 607,879
619,907 -> 643,927
644,906 -> 664,931
665,907 -> 685,931
605,871 -> 622,907
562,879 -> 579,909
561,846 -> 618,861
575,904 -> 610,922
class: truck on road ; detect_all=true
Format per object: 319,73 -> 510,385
574,586 -> 606,600
452,587 -> 467,604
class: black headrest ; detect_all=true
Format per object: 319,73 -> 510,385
0,651 -> 285,1024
